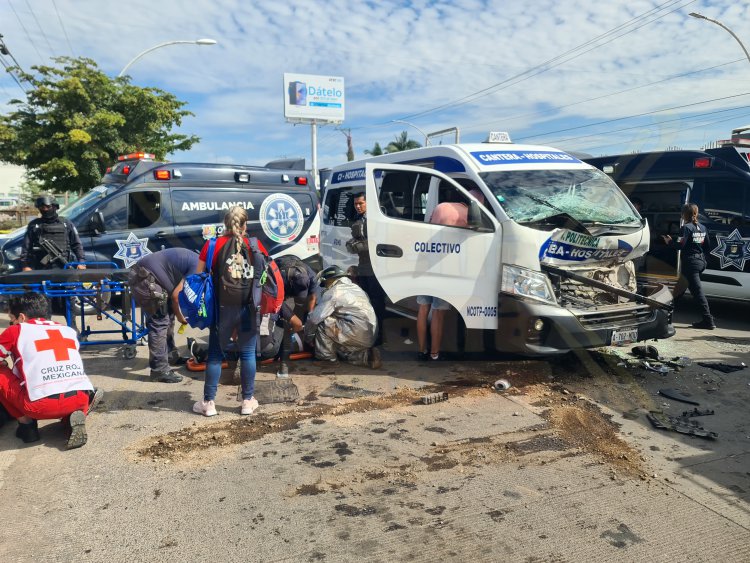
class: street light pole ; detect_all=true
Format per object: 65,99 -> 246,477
689,12 -> 750,64
391,120 -> 429,146
118,39 -> 217,77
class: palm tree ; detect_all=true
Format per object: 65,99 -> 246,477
364,142 -> 384,156
386,131 -> 421,153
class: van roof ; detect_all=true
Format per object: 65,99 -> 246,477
585,147 -> 750,181
330,142 -> 591,181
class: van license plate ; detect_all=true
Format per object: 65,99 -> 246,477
611,328 -> 638,346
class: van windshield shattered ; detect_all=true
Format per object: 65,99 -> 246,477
480,169 -> 640,226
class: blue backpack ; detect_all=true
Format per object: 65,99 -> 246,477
179,239 -> 216,330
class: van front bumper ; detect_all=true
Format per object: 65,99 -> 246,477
495,288 -> 675,356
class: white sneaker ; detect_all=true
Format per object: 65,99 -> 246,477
193,399 -> 217,417
240,397 -> 259,415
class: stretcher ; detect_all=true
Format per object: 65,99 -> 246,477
0,262 -> 147,359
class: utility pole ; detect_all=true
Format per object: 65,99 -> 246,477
0,34 -> 28,93
341,128 -> 355,161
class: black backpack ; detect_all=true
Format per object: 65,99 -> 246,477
128,265 -> 168,315
214,237 -> 255,306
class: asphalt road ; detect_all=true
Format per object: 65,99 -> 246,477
0,296 -> 748,562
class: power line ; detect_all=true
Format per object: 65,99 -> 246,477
24,0 -> 55,56
7,0 -> 45,63
396,0 -> 697,122
0,54 -> 27,93
461,57 -> 747,135
515,91 -> 750,143
548,104 -> 750,146
50,0 -> 75,57
578,110 -> 750,153
0,33 -> 26,70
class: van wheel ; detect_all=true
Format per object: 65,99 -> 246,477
70,293 -> 111,315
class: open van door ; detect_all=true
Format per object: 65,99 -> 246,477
364,163 -> 500,330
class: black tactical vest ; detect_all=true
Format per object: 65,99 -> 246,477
32,220 -> 70,266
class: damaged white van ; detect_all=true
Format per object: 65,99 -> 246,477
320,134 -> 675,356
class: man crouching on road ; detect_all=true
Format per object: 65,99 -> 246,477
304,265 -> 381,369
0,292 -> 101,449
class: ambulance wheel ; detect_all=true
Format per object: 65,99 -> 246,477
123,346 -> 137,360
71,293 -> 111,315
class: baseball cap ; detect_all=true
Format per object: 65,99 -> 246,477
288,266 -> 312,298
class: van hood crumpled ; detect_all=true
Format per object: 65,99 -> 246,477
537,227 -> 648,267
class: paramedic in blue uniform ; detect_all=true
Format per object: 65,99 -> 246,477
662,203 -> 715,329
346,192 -> 386,345
132,248 -> 198,382
20,195 -> 85,272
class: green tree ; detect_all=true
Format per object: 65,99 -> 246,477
0,56 -> 198,193
17,174 -> 44,205
364,141 -> 384,156
385,131 -> 421,153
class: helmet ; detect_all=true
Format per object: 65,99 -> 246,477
318,265 -> 348,287
35,194 -> 58,209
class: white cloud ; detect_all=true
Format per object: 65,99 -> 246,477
1,0 -> 749,168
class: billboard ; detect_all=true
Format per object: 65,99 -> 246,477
283,73 -> 345,123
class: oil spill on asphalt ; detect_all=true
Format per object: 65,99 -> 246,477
487,510 -> 506,523
335,504 -> 377,517
600,522 -> 644,549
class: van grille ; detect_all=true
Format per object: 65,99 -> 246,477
574,305 -> 655,330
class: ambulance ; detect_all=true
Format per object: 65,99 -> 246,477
0,153 -> 321,276
321,133 -> 674,356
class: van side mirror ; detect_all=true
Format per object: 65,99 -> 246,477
467,200 -> 492,231
90,211 -> 105,235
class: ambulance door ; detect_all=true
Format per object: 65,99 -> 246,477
365,163 -> 500,329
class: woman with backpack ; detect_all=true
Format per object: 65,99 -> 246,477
192,206 -> 265,416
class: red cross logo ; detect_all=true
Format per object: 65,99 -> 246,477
34,329 -> 77,361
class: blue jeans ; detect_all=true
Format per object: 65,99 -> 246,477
204,305 -> 258,402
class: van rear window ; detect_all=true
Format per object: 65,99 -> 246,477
323,187 -> 358,227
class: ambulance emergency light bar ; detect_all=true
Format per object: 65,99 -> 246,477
118,152 -> 155,161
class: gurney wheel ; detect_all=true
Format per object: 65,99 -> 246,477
123,346 -> 137,360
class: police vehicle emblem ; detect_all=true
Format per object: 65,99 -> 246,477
710,229 -> 750,270
114,232 -> 152,267
259,194 -> 303,244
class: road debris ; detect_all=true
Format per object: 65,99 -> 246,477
681,407 -> 715,417
643,361 -> 670,374
646,411 -> 718,439
631,345 -> 661,360
658,388 -> 700,405
421,392 -> 448,405
493,379 -> 511,391
253,378 -> 300,404
696,361 -> 747,374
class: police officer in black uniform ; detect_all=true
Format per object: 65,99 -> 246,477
21,195 -> 85,272
662,203 -> 715,329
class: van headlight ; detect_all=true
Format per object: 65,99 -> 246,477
501,265 -> 556,304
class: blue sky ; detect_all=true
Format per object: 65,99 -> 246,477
1,0 -> 750,172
